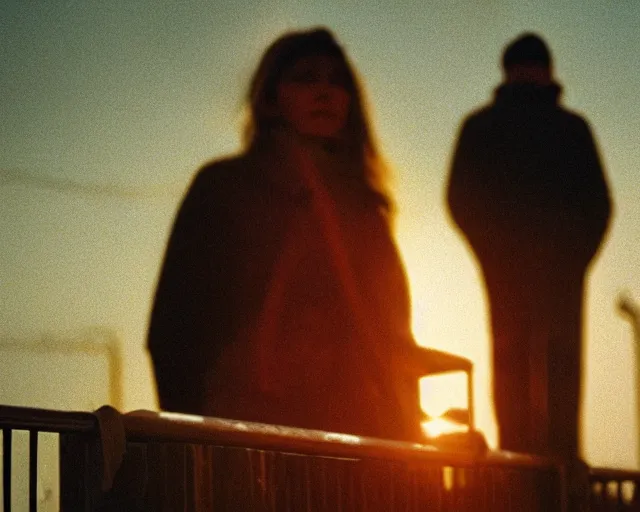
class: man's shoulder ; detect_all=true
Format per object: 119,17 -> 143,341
457,104 -> 497,135
463,100 -> 590,131
554,106 -> 592,130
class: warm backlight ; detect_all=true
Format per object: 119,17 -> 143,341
422,416 -> 468,438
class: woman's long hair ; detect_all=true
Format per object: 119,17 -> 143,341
243,27 -> 393,213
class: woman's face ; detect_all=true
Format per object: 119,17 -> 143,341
275,55 -> 351,139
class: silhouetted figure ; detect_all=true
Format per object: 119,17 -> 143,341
447,33 -> 612,459
148,28 -> 424,442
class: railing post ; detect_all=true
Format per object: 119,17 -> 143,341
59,432 -> 102,511
3,429 -> 12,512
28,430 -> 38,512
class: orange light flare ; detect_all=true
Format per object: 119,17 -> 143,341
419,371 -> 470,439
421,415 -> 468,439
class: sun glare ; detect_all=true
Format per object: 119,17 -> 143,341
422,416 -> 469,438
419,372 -> 469,418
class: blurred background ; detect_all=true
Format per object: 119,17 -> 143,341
2,0 -> 639,472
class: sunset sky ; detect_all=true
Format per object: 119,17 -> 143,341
2,1 -> 639,469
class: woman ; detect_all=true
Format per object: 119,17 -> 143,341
148,27 -> 424,442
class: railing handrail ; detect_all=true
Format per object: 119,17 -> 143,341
590,467 -> 640,481
122,409 -> 557,469
1,404 -> 553,469
0,404 -> 97,433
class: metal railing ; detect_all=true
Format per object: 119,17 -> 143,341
0,405 -> 96,511
106,411 -> 565,511
1,404 -> 637,511
590,467 -> 640,511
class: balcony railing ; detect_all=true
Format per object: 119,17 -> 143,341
589,467 -> 640,511
1,404 -> 638,511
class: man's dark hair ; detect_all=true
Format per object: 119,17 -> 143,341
502,33 -> 552,70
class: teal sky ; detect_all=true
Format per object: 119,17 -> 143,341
2,1 -> 639,469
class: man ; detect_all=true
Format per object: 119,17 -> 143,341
447,33 -> 611,460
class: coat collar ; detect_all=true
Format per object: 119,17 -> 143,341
494,82 -> 562,106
